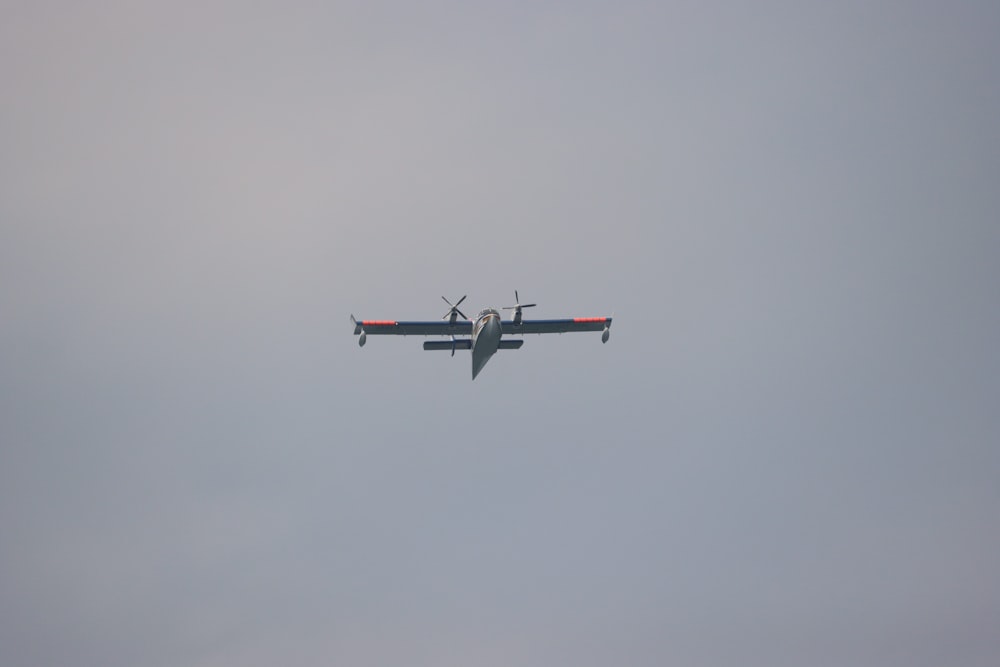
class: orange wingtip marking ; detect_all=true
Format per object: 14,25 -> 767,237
573,317 -> 608,323
361,320 -> 396,326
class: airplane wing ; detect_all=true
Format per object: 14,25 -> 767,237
352,319 -> 473,336
502,316 -> 612,335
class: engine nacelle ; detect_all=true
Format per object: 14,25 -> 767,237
359,330 -> 367,347
601,326 -> 610,343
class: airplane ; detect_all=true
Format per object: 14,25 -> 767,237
351,291 -> 612,380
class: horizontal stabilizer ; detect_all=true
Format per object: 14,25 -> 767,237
498,340 -> 524,350
423,340 -> 473,351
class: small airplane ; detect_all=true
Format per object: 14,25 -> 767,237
351,291 -> 612,379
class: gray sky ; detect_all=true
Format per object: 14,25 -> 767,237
2,2 -> 999,666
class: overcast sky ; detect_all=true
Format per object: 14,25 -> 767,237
2,2 -> 999,666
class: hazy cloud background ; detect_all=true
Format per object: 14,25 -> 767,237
2,2 -> 998,665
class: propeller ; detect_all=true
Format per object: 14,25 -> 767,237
502,290 -> 536,325
441,295 -> 468,323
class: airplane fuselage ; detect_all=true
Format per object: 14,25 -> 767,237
471,308 -> 502,379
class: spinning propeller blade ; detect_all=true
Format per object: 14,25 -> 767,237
441,295 -> 468,320
502,290 -> 537,311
